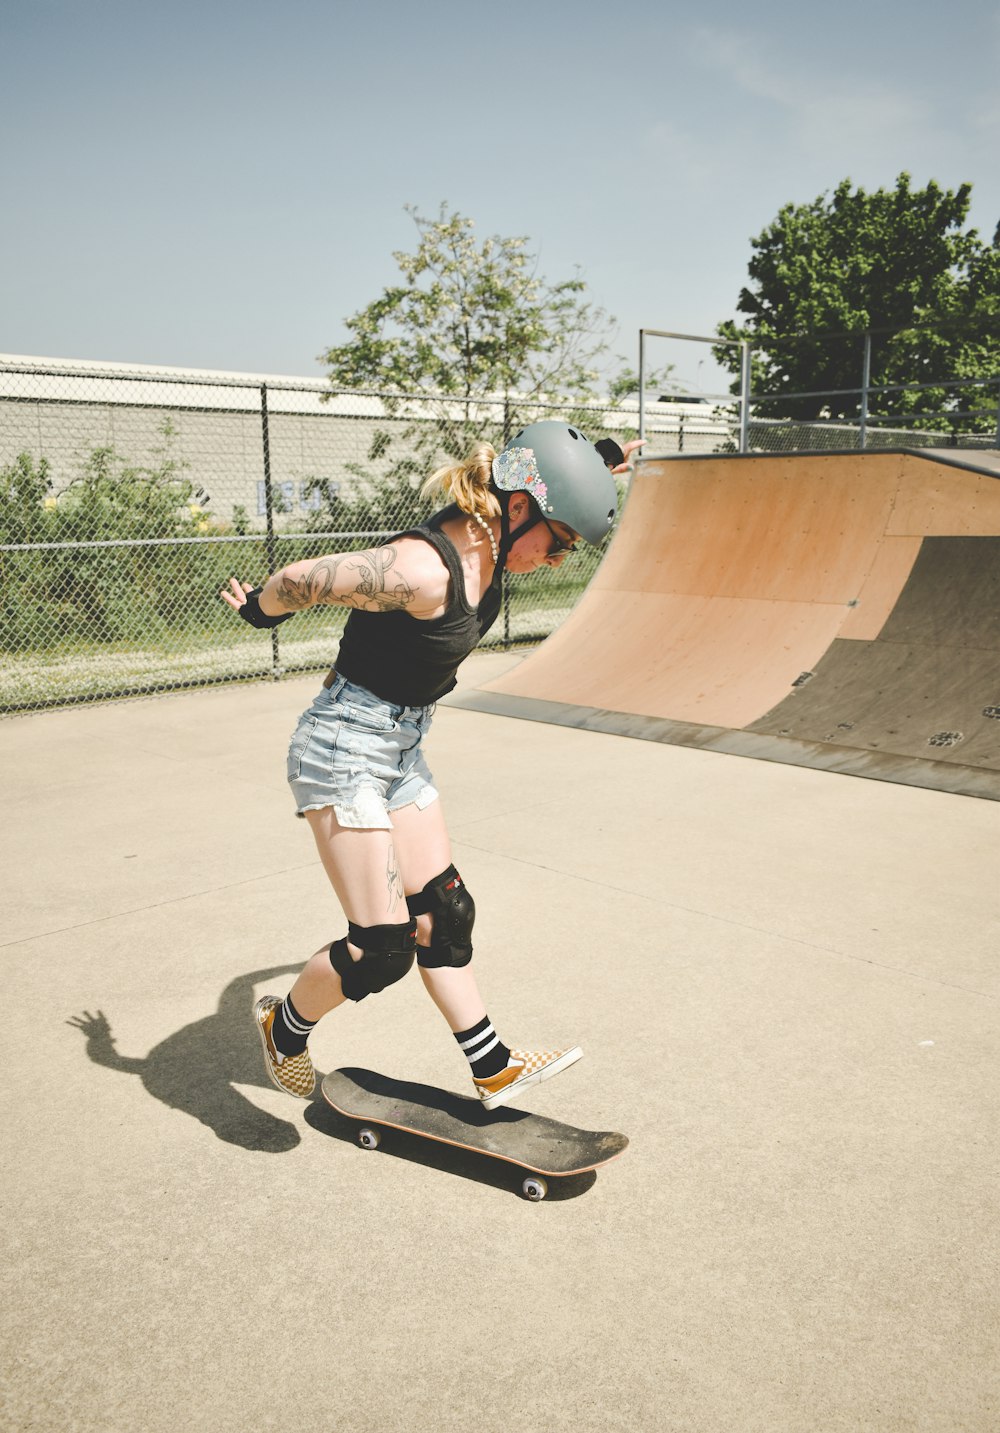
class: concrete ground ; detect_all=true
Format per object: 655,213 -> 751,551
2,649 -> 997,1433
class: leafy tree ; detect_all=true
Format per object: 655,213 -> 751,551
317,203 -> 636,531
607,362 -> 676,405
322,202 -> 612,414
715,174 -> 1000,431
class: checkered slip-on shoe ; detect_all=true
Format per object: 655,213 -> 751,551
254,995 -> 316,1099
473,1046 -> 583,1111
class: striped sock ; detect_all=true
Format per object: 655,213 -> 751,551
271,994 -> 317,1058
454,1015 -> 511,1079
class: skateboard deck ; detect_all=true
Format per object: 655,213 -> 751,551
321,1067 -> 628,1200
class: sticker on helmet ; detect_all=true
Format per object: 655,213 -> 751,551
491,447 -> 549,508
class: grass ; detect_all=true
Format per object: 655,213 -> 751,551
1,573 -> 596,711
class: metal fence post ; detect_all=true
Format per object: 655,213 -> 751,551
501,398 -> 513,645
260,383 -> 281,678
738,342 -> 751,453
638,329 -> 646,447
859,333 -> 871,450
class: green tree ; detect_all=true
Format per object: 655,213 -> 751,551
322,202 -> 612,415
715,174 -> 1000,431
314,203 -> 631,537
607,362 -> 676,405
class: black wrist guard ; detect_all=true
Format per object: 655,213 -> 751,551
595,438 -> 625,470
238,587 -> 294,629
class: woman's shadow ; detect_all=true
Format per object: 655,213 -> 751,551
67,965 -> 304,1153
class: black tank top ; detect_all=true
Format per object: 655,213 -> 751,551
333,503 -> 511,705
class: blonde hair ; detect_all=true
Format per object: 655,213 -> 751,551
421,442 -> 500,520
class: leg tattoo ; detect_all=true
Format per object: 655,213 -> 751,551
386,843 -> 405,913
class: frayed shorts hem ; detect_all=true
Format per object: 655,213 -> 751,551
286,675 -> 439,829
295,783 -> 439,829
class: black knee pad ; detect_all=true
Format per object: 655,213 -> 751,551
406,865 -> 475,969
328,918 -> 417,1002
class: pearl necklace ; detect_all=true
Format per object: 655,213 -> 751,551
471,511 -> 499,564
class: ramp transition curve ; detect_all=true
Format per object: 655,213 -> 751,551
452,449 -> 1000,800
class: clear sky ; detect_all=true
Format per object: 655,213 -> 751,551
2,0 -> 998,394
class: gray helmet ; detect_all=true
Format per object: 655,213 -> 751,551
491,421 -> 618,546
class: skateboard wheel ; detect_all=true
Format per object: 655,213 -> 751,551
522,1176 -> 548,1202
358,1127 -> 381,1150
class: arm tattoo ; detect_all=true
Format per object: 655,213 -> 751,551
386,844 -> 405,913
276,546 -> 417,613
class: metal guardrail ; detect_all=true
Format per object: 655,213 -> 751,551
638,326 -> 1000,453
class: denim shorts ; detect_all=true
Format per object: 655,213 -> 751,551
286,673 -> 438,828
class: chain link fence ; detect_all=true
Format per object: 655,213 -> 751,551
641,327 -> 1000,455
5,352 -> 996,715
744,395 -> 1000,455
1,359 -> 667,713
658,404 -> 1000,456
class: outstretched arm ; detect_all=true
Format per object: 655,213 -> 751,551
595,437 -> 646,474
221,541 -> 435,626
269,546 -> 418,613
613,438 -> 645,473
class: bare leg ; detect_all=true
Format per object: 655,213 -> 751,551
418,965 -> 487,1033
390,799 -> 489,1033
287,796 -> 578,1111
391,797 -> 584,1113
288,806 -> 411,1022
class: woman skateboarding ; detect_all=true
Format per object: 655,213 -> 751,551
222,422 -> 638,1111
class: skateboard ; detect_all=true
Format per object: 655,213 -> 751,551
321,1067 -> 628,1201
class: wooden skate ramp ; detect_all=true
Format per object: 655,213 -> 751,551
453,450 -> 1000,799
